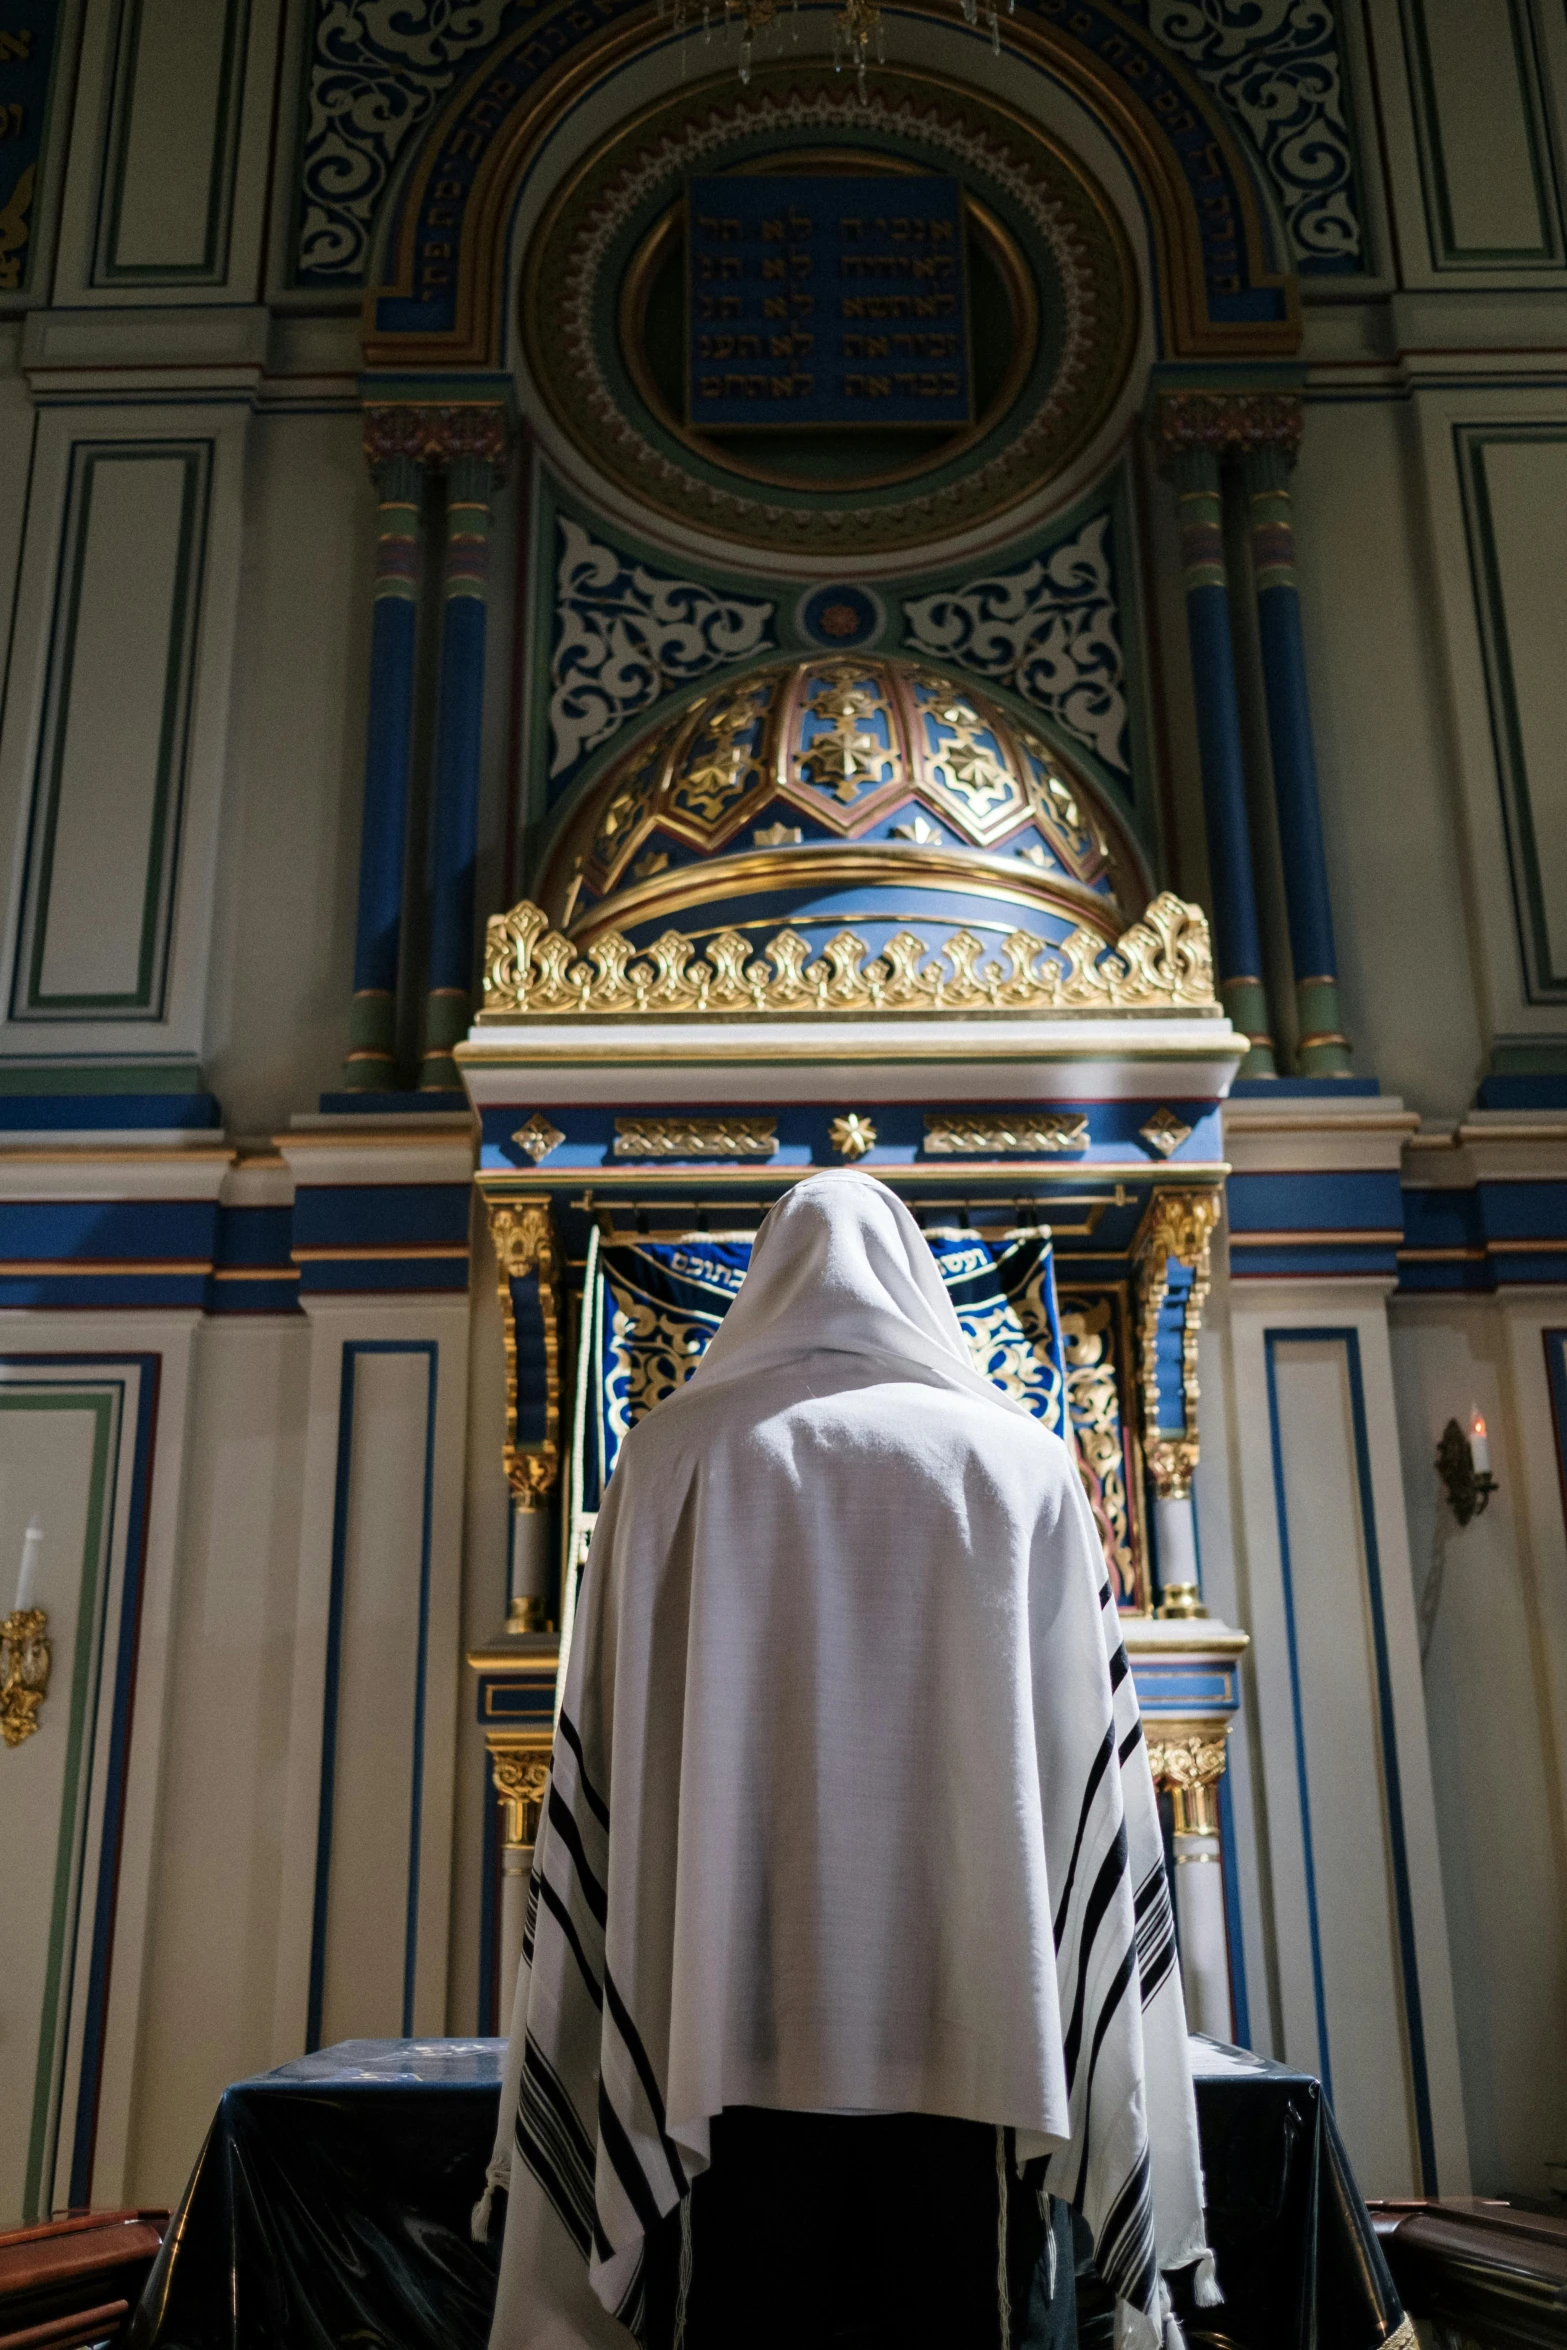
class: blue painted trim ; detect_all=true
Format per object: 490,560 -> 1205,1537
1231,1077 -> 1380,1097
429,592 -> 487,992
1217,1765 -> 1251,2050
291,1185 -> 471,1250
1478,1074 -> 1567,1109
353,593 -> 420,997
65,1354 -> 160,2206
296,1258 -> 469,1298
1262,1337 -> 1334,2104
307,1340 -> 440,2053
1185,576 -> 1265,985
1265,1328 -> 1439,2192
478,1773 -> 500,2035
1255,581 -> 1338,983
1543,1330 -> 1567,1541
0,1092 -> 220,1130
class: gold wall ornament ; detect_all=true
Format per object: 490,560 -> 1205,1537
512,1113 -> 564,1164
0,1608 -> 50,1747
488,1198 -> 562,1507
489,1742 -> 552,1849
613,1117 -> 778,1158
1134,1189 -> 1223,1503
478,894 -> 1217,1022
831,1114 -> 878,1160
924,1113 -> 1089,1156
1140,1108 -> 1193,1158
1146,1728 -> 1230,1835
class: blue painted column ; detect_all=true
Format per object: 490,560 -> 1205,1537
1244,425 -> 1353,1076
1159,422 -> 1277,1078
421,422 -> 508,1091
343,434 -> 424,1091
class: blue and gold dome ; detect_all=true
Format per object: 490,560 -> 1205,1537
536,657 -> 1148,962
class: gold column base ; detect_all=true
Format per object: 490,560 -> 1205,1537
1156,1581 -> 1208,1620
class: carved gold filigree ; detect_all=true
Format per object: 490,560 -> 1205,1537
924,1113 -> 1088,1156
1135,1189 -> 1222,1503
1139,1108 -> 1193,1159
831,1114 -> 878,1160
613,1117 -> 777,1159
479,893 -> 1216,1021
669,684 -> 769,824
489,1198 -> 561,1507
1,1608 -> 50,1748
1146,1728 -> 1230,1835
799,668 -> 892,802
488,1741 -> 552,1848
512,1113 -> 564,1164
1061,1296 -> 1138,1606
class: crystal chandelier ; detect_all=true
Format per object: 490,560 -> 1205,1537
659,0 -> 1011,95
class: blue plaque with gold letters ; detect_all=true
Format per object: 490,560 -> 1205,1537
687,174 -> 971,431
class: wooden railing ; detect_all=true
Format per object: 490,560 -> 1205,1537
1369,2197 -> 1567,2350
0,2212 -> 168,2350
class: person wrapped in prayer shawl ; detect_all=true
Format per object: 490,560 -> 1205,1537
481,1170 -> 1218,2350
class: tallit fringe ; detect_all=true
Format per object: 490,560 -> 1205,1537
1192,2251 -> 1222,2308
1113,2280 -> 1192,2350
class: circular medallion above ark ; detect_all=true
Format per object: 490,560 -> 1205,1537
520,63 -> 1137,562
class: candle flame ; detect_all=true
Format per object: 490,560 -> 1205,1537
1471,1412 -> 1487,1440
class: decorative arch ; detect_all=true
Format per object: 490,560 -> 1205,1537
360,0 -> 1299,373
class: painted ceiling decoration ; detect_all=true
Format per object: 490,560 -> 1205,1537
359,3 -> 1298,366
903,511 -> 1129,775
533,653 -> 1148,957
300,0 -> 1355,297
519,68 -> 1138,557
548,519 -> 776,782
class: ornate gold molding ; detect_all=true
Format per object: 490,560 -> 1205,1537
1,1608 -> 50,1747
1139,1107 -> 1193,1159
613,1117 -> 777,1158
513,1113 -> 564,1164
1149,390 -> 1303,470
830,1114 -> 878,1160
1135,1189 -> 1222,1502
488,1740 -> 551,1848
488,1197 -> 561,1508
925,1112 -> 1088,1155
1146,1727 -> 1230,1835
478,893 -> 1217,1021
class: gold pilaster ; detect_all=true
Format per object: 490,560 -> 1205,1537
487,1195 -> 562,1512
1134,1188 -> 1222,1506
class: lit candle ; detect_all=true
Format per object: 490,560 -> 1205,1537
14,1517 -> 42,1613
1469,1413 -> 1490,1477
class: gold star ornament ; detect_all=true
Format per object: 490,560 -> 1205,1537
829,1113 -> 878,1161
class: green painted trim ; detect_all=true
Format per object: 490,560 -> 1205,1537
94,0 -> 252,286
1489,1038 -> 1567,1075
20,1388 -> 119,2222
0,1061 -> 204,1095
16,444 -> 211,1021
1456,423 -> 1567,1004
1400,0 -> 1564,268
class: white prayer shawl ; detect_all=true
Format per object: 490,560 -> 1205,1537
487,1172 -> 1214,2350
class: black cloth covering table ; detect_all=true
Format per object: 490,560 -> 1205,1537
129,2036 -> 1408,2350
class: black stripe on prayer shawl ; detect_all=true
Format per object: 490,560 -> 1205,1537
518,2035 -> 599,2259
1093,2148 -> 1158,2315
597,2078 -> 665,2236
1134,1861 -> 1177,2009
548,1782 -> 609,1927
522,1863 -> 540,1968
557,1709 -> 611,1831
537,1872 -> 604,2012
604,1967 -> 690,2196
615,2254 -> 647,2344
1053,1721 -> 1115,1947
1060,1821 -> 1130,2091
1118,1717 -> 1144,1765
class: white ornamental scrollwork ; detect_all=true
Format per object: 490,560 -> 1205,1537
1149,0 -> 1363,271
295,0 -> 512,282
549,520 -> 775,780
902,515 -> 1130,777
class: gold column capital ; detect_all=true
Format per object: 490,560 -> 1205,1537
1146,1725 -> 1230,1835
487,1736 -> 552,1849
1149,390 -> 1304,474
1134,1187 -> 1222,1503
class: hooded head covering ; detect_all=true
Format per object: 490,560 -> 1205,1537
683,1170 -> 1032,1417
487,1171 -> 1214,2350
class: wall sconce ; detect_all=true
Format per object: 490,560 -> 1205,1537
2,1517 -> 49,1748
1436,1413 -> 1498,1528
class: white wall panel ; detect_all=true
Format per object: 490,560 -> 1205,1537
0,405 -> 248,1062
1402,0 -> 1562,265
123,1318 -> 309,2209
318,1346 -> 434,2048
95,0 -> 250,283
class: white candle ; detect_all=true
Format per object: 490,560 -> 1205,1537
14,1517 -> 42,1613
1469,1413 -> 1491,1477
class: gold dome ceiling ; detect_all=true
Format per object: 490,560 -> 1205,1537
536,655 -> 1146,954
